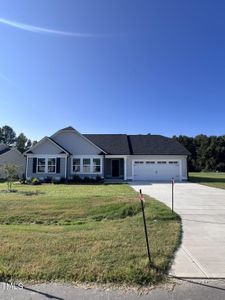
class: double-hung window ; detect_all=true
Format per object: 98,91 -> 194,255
83,158 -> 91,173
36,158 -> 56,173
37,158 -> 45,173
71,157 -> 101,174
72,158 -> 81,173
93,158 -> 101,173
48,158 -> 56,173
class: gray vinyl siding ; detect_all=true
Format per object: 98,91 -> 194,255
26,157 -> 66,179
52,131 -> 101,155
126,155 -> 188,180
32,140 -> 62,155
0,148 -> 26,178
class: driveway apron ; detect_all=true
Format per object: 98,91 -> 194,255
130,182 -> 225,278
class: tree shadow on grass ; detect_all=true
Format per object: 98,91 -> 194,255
189,176 -> 225,184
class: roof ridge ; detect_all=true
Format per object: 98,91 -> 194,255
84,134 -> 127,135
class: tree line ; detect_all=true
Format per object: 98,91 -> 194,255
0,125 -> 37,153
173,135 -> 225,172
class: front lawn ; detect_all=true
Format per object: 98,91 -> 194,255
189,172 -> 225,189
0,183 -> 181,285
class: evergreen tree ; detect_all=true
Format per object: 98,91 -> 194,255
1,125 -> 16,145
16,133 -> 28,153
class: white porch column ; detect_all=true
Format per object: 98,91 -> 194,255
65,156 -> 68,178
124,157 -> 127,180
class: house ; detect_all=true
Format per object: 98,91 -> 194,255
24,126 -> 189,181
0,143 -> 26,178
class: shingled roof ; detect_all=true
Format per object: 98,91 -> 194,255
84,134 -> 190,155
128,135 -> 190,155
84,134 -> 130,155
0,144 -> 10,155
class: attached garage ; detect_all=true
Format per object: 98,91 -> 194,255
133,160 -> 181,181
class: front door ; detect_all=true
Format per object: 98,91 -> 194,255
112,160 -> 120,177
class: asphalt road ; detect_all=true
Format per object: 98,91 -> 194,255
0,279 -> 225,300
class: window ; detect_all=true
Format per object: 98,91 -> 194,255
48,158 -> 56,173
157,161 -> 167,164
169,161 -> 179,165
93,158 -> 101,173
134,161 -> 144,164
83,158 -> 91,173
146,161 -> 155,164
37,158 -> 45,173
72,159 -> 81,173
71,157 -> 102,174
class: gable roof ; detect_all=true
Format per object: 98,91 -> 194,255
85,134 -> 190,155
51,127 -> 107,154
48,137 -> 71,154
24,136 -> 70,155
24,126 -> 190,156
0,144 -> 25,157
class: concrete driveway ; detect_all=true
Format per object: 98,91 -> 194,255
130,182 -> 225,278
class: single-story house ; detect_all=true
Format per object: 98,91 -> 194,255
24,126 -> 190,181
0,143 -> 26,178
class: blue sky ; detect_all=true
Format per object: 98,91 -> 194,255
0,0 -> 225,140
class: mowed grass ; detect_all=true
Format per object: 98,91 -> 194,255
189,172 -> 225,189
0,183 -> 181,285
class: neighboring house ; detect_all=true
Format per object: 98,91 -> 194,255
24,127 -> 190,182
0,143 -> 26,178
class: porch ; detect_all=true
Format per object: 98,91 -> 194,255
104,157 -> 127,180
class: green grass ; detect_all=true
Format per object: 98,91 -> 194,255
0,183 -> 181,285
189,172 -> 225,189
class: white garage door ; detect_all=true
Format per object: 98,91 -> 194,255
133,160 -> 180,181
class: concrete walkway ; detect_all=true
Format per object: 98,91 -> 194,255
130,182 -> 225,278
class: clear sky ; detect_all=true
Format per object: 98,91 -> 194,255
0,0 -> 225,141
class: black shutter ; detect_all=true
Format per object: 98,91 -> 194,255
33,158 -> 37,173
56,158 -> 60,173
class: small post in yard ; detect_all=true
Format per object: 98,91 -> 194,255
171,178 -> 174,213
139,189 -> 151,266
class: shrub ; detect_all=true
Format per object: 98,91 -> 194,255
216,163 -> 225,172
83,176 -> 95,183
51,177 -> 61,184
73,175 -> 83,183
44,177 -> 52,183
96,175 -> 103,183
60,177 -> 66,184
31,177 -> 41,185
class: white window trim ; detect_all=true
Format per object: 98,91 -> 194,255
47,158 -> 57,174
37,158 -> 46,174
71,155 -> 103,175
92,158 -> 101,174
36,157 -> 57,174
82,158 -> 91,174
